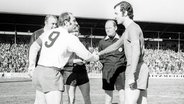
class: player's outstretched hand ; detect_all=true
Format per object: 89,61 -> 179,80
92,52 -> 99,61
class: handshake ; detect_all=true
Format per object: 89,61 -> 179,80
91,51 -> 101,62
88,49 -> 105,62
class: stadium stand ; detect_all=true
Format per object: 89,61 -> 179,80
0,13 -> 184,78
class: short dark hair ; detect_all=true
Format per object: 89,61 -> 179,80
58,12 -> 72,26
114,1 -> 134,19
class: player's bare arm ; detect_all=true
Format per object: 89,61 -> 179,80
128,24 -> 141,84
28,38 -> 42,77
99,34 -> 124,56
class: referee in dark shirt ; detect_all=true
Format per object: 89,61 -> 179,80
98,20 -> 126,104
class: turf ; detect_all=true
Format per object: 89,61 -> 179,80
0,78 -> 184,104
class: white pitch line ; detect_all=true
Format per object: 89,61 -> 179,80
0,94 -> 35,97
148,94 -> 184,99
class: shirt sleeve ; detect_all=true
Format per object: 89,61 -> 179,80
28,41 -> 41,70
29,32 -> 36,47
67,35 -> 98,62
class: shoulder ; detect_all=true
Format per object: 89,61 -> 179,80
129,22 -> 141,32
56,27 -> 70,36
34,28 -> 44,35
38,29 -> 51,40
127,22 -> 142,36
63,32 -> 79,43
42,27 -> 68,38
31,28 -> 44,39
99,38 -> 106,44
126,22 -> 143,40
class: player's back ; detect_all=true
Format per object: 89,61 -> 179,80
38,27 -> 75,69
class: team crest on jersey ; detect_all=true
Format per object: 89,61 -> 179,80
118,47 -> 123,52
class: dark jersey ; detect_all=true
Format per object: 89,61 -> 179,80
98,35 -> 126,82
29,28 -> 44,46
29,28 -> 44,66
98,36 -> 126,66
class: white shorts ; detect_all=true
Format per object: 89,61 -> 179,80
32,65 -> 64,93
125,62 -> 149,90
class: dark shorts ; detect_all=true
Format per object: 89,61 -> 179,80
63,65 -> 89,86
102,65 -> 126,91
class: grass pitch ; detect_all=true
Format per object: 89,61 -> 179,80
0,78 -> 184,104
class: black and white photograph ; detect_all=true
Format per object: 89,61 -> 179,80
0,0 -> 184,104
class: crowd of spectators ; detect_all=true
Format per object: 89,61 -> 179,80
0,43 -> 29,72
0,42 -> 184,75
144,49 -> 184,74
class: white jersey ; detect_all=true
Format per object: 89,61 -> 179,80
37,27 -> 97,69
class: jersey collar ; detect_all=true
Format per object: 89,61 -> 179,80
104,33 -> 120,40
